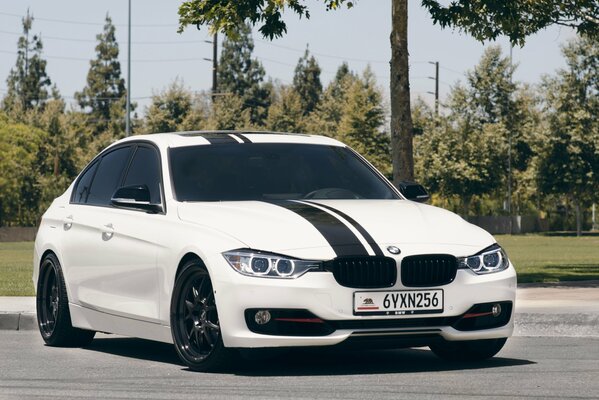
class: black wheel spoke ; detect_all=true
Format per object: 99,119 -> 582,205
185,300 -> 194,313
203,330 -> 214,346
204,320 -> 219,331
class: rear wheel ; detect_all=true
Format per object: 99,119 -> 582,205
429,338 -> 507,362
36,253 -> 95,347
170,260 -> 236,372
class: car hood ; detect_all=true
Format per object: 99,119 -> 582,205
177,200 -> 495,260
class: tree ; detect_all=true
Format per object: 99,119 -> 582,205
145,80 -> 194,133
415,118 -> 507,216
205,94 -> 252,130
305,63 -> 356,136
337,68 -> 390,175
218,23 -> 271,125
537,36 -> 599,236
412,46 -> 542,216
75,14 -> 127,135
2,10 -> 51,115
178,0 -> 598,187
422,0 -> 599,46
265,85 -> 305,133
305,65 -> 390,174
0,113 -> 47,226
293,47 -> 322,114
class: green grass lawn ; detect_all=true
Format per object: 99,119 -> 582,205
496,234 -> 599,283
1,235 -> 598,295
0,241 -> 34,296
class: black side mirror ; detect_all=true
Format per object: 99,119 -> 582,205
111,185 -> 162,213
397,181 -> 430,203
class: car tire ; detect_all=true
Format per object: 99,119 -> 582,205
36,253 -> 96,347
170,260 -> 237,372
429,338 -> 507,362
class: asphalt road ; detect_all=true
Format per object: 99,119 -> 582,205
1,332 -> 598,400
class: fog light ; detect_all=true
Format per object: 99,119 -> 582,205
254,310 -> 271,325
492,303 -> 502,317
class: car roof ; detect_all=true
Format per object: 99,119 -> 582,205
110,130 -> 346,149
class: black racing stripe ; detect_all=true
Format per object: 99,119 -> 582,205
232,133 -> 252,143
182,132 -> 239,144
267,201 -> 368,257
305,201 -> 384,256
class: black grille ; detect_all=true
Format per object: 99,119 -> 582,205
324,256 -> 397,289
401,254 -> 457,287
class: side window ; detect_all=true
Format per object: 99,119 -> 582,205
72,161 -> 99,204
123,146 -> 162,204
87,147 -> 132,206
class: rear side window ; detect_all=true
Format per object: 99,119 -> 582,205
72,161 -> 99,204
123,146 -> 162,204
86,147 -> 132,206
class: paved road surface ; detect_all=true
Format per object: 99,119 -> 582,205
1,331 -> 597,399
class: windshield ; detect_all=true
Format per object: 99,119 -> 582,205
169,143 -> 399,201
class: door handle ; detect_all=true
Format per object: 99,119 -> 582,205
101,223 -> 114,241
63,215 -> 74,231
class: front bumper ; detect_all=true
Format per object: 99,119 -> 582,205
210,255 -> 517,349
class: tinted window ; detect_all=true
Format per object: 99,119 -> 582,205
87,147 -> 132,206
123,146 -> 162,204
170,144 -> 398,201
72,161 -> 99,204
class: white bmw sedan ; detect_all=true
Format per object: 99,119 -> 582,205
34,131 -> 516,371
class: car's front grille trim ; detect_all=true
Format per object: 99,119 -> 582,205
401,254 -> 458,287
324,256 -> 397,289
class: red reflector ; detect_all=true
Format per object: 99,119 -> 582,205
463,311 -> 493,319
273,317 -> 324,324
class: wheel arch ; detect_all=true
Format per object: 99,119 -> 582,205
175,252 -> 208,280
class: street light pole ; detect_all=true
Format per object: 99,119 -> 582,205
125,0 -> 131,137
508,45 -> 513,234
212,32 -> 218,99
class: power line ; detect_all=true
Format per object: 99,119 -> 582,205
255,38 -> 438,67
0,49 -> 213,63
0,88 -> 152,101
0,29 -> 212,45
0,11 -> 176,28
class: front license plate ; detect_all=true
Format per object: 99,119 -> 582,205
353,289 -> 444,316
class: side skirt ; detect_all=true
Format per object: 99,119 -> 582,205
69,303 -> 173,344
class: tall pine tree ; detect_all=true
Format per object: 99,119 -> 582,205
75,14 -> 127,135
292,47 -> 322,114
218,23 -> 270,125
2,10 -> 51,116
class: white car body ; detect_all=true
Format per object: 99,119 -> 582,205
34,131 -> 516,357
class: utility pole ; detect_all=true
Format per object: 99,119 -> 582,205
212,33 -> 218,98
507,45 -> 513,234
428,61 -> 439,116
125,0 -> 131,137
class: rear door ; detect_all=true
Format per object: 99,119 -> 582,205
62,144 -> 164,322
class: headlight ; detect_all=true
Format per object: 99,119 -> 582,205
223,250 -> 321,279
458,244 -> 510,274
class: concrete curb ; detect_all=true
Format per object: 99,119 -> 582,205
2,311 -> 598,338
0,312 -> 36,331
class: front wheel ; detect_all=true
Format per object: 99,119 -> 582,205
170,260 -> 236,372
429,338 -> 507,362
36,253 -> 95,347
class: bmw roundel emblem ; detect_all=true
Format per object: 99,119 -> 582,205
387,246 -> 401,255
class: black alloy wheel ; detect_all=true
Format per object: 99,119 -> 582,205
36,253 -> 95,347
171,260 -> 235,371
38,258 -> 59,336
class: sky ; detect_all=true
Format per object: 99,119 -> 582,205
0,0 -> 577,114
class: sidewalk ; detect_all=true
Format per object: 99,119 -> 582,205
2,284 -> 598,336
